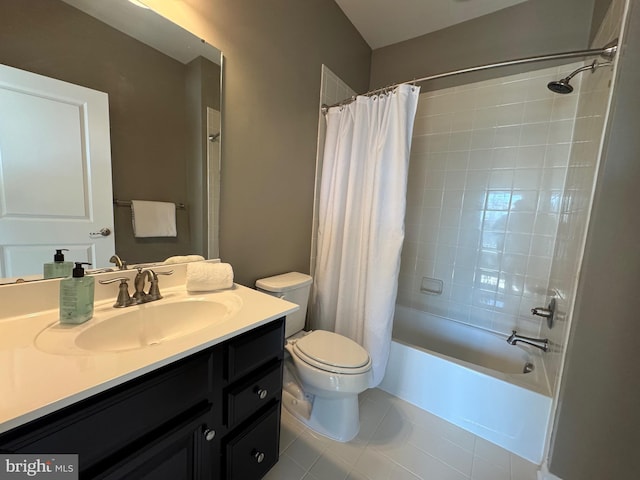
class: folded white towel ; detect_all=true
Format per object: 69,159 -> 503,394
131,200 -> 177,238
163,255 -> 205,265
186,262 -> 234,292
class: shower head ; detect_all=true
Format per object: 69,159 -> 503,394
547,59 -> 612,94
547,78 -> 574,94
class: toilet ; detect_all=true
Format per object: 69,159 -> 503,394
255,272 -> 372,442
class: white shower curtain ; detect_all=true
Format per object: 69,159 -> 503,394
313,84 -> 420,387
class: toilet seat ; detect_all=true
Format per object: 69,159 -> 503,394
292,330 -> 371,375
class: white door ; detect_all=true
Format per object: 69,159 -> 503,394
0,64 -> 114,279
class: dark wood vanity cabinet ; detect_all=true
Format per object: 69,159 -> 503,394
0,318 -> 285,480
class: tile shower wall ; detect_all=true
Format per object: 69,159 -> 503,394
542,0 -> 625,395
398,63 -> 585,338
310,66 -> 355,279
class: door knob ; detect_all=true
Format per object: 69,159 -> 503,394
89,227 -> 111,237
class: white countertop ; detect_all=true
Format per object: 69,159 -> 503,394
0,283 -> 298,435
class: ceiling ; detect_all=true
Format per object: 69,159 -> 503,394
334,0 -> 529,49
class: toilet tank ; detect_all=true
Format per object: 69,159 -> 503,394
255,272 -> 312,338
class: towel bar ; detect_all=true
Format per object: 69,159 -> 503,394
113,199 -> 186,210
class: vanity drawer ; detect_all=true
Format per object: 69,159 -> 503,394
226,361 -> 282,428
226,318 -> 284,382
224,403 -> 280,480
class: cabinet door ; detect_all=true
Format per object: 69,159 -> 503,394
94,405 -> 217,480
0,352 -> 212,473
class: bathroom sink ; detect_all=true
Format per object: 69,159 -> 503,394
76,299 -> 238,352
35,295 -> 242,354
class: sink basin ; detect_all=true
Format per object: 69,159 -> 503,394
35,294 -> 242,354
76,298 -> 239,352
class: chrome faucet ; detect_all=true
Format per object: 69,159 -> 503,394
133,267 -> 174,304
133,268 -> 153,303
109,254 -> 127,270
99,268 -> 173,308
507,330 -> 549,352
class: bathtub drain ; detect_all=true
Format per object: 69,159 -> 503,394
523,362 -> 534,374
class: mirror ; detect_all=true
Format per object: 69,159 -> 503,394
0,0 -> 222,282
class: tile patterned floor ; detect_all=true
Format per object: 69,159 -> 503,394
265,388 -> 538,480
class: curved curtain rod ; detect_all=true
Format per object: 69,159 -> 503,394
322,39 -> 618,113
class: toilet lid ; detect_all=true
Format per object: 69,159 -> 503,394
293,330 -> 371,375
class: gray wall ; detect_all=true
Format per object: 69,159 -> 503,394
1,0 -> 369,281
549,1 -> 640,478
592,0 -> 617,42
0,0 -> 218,264
173,0 -> 371,286
370,0 -> 596,92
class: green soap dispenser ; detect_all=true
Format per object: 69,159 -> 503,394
44,249 -> 73,279
59,262 -> 95,325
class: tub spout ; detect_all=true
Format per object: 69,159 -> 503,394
507,330 -> 549,352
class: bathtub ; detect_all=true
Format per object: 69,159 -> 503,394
379,305 -> 552,463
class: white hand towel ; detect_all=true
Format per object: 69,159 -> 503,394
186,262 -> 234,292
163,255 -> 205,265
131,200 -> 177,238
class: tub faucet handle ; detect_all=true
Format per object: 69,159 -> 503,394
531,297 -> 556,328
531,307 -> 552,317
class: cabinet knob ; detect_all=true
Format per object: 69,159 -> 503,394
203,428 -> 216,442
252,450 -> 265,464
255,387 -> 268,400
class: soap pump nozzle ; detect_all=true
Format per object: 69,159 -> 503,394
72,262 -> 92,278
54,249 -> 69,262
